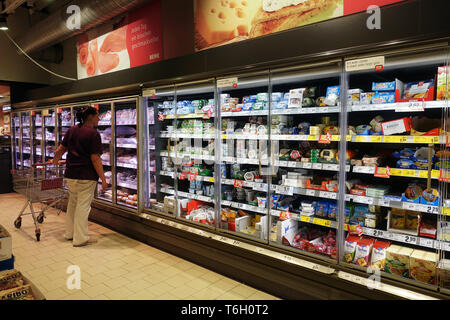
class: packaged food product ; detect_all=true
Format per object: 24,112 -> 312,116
370,240 -> 391,271
372,81 -> 396,91
405,211 -> 421,230
437,259 -> 450,289
353,237 -> 374,267
352,205 -> 368,226
360,92 -> 375,104
327,201 -> 337,220
372,91 -> 395,104
409,249 -> 438,284
347,89 -> 362,106
0,284 -> 35,300
364,214 -> 378,228
344,236 -> 360,263
403,79 -> 435,100
0,270 -> 24,291
390,208 -> 406,229
437,66 -> 449,100
385,245 -> 414,278
315,201 -> 329,218
419,216 -> 437,239
288,88 -> 305,109
324,86 -> 340,106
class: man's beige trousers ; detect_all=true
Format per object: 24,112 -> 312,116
65,179 -> 97,246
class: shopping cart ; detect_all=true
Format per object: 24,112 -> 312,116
11,161 -> 67,241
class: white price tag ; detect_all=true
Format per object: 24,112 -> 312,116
329,193 -> 337,200
319,191 -> 331,199
345,194 -> 353,201
402,202 -> 418,210
303,163 -> 312,169
378,200 -> 390,207
306,189 -> 316,197
403,235 -> 418,244
279,161 -> 288,167
312,163 -> 322,170
323,164 -> 338,171
239,203 -> 246,209
371,229 -> 385,238
297,135 -> 308,141
418,238 -> 435,248
288,162 -> 297,168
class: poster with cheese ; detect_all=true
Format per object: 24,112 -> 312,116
77,0 -> 162,79
194,0 -> 406,51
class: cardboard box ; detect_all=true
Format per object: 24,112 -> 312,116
437,66 -> 449,101
163,196 -> 176,214
380,117 -> 412,136
409,249 -> 438,285
277,218 -> 298,245
0,225 -> 12,262
0,271 -> 45,300
395,78 -> 435,102
370,240 -> 391,271
385,245 -> 414,278
437,259 -> 450,289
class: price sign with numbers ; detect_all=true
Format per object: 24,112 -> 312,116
312,163 -> 322,170
318,134 -> 331,144
234,180 -> 244,188
306,189 -> 316,197
418,238 -> 434,248
372,229 -> 385,238
319,191 -> 331,199
374,166 -> 390,178
303,163 -> 312,169
403,235 -> 418,244
288,161 -> 297,168
402,202 -> 418,210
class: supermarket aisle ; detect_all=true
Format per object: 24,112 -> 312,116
0,193 -> 279,300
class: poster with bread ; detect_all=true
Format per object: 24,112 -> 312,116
194,0 -> 406,51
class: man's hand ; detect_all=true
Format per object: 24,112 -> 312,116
101,178 -> 108,192
51,158 -> 58,165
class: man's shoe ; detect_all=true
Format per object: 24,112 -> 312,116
73,238 -> 97,247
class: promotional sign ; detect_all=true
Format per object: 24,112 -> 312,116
77,0 -> 162,79
194,0 -> 407,51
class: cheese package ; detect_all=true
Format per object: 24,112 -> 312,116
437,259 -> 450,289
370,240 -> 391,271
409,249 -> 438,285
0,284 -> 35,300
353,237 -> 374,267
344,236 -> 360,263
0,270 -> 24,291
384,245 -> 414,278
195,0 -> 250,48
380,117 -> 412,136
437,66 -> 449,100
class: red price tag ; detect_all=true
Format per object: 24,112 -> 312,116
179,174 -> 186,181
446,136 -> 450,148
234,180 -> 244,188
158,113 -> 165,121
374,166 -> 391,178
188,174 -> 196,181
375,64 -> 384,72
57,108 -> 62,114
31,111 -> 36,116
279,210 -> 291,221
203,110 -> 212,120
439,170 -> 450,182
232,82 -> 238,89
318,133 -> 331,144
93,104 -> 99,111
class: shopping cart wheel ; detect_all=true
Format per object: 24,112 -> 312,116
37,214 -> 44,224
14,218 -> 22,229
35,232 -> 40,242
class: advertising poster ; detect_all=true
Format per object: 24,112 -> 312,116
77,0 -> 162,79
194,0 -> 406,51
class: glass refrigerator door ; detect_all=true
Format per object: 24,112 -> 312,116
172,81 -> 216,227
114,100 -> 138,209
32,110 -> 44,165
218,73 -> 270,241
342,48 -> 448,289
96,103 -> 113,203
72,105 -> 87,126
21,112 -> 31,168
43,109 -> 56,162
269,62 -> 342,261
57,107 -> 72,160
145,86 -> 176,215
12,112 -> 21,169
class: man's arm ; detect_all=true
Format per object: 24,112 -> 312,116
52,145 -> 67,164
91,154 -> 107,190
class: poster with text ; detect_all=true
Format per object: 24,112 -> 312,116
194,0 -> 406,51
77,0 -> 162,79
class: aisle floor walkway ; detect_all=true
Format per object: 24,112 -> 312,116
0,193 -> 279,300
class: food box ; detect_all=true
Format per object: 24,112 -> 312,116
384,245 -> 414,278
409,249 -> 438,285
370,240 -> 391,271
0,225 -> 12,262
437,259 -> 450,289
163,196 -> 176,214
360,92 -> 376,105
344,236 -> 360,263
395,78 -> 435,102
380,117 -> 412,136
372,91 -> 395,104
0,271 -> 45,300
372,81 -> 396,91
353,237 -> 374,267
437,66 -> 449,101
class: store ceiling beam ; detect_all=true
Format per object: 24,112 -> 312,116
1,0 -> 27,14
13,0 -> 150,53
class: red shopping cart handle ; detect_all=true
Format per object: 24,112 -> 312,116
33,160 -> 66,167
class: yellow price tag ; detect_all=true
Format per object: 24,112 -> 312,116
376,168 -> 388,175
301,216 -> 310,223
344,224 -> 348,231
384,136 -> 406,143
307,135 -> 317,141
355,136 -> 369,143
312,218 -> 321,225
418,171 -> 430,178
443,208 -> 450,216
222,134 -> 227,139
404,170 -> 416,177
346,135 -> 352,141
331,135 -> 340,141
413,136 -> 434,144
390,169 -> 401,176
371,136 -> 382,143
208,178 -> 215,182
323,220 -> 332,227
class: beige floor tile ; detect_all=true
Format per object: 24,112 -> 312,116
104,276 -> 132,290
216,291 -> 246,300
212,278 -> 241,292
84,265 -> 110,276
159,266 -> 183,278
122,271 -> 149,282
154,292 -> 180,300
45,288 -> 70,300
125,279 -> 152,293
62,291 -> 91,300
142,274 -> 170,286
125,289 -> 160,300
92,294 -> 110,300
104,287 -> 134,300
121,262 -> 145,272
170,284 -> 199,299
229,284 -> 258,298
164,274 -> 192,288
185,278 -> 212,291
200,272 -> 224,283
82,283 -> 112,298
192,286 -> 227,300
247,291 -> 279,300
103,259 -> 127,269
146,282 -> 175,297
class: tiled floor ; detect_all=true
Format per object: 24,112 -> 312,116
0,193 -> 280,300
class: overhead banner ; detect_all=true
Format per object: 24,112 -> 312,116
77,0 -> 162,79
194,0 -> 407,51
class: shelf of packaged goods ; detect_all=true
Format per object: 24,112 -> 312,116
116,144 -> 137,149
274,160 -> 350,172
270,209 -> 338,228
177,191 -> 214,203
348,226 -> 450,252
222,157 -> 269,166
98,121 -> 111,126
272,107 -> 340,115
221,110 -> 268,117
102,161 -> 111,166
351,101 -> 447,112
102,140 -> 111,145
116,121 -> 137,126
221,133 -> 269,140
353,166 -> 441,179
117,201 -> 137,209
160,170 -> 215,183
117,182 -> 137,190
159,151 -> 215,162
164,113 -> 213,120
352,135 -> 443,144
61,122 -> 71,127
116,162 -> 137,169
270,185 -> 338,200
44,124 -> 55,127
345,194 -> 449,215
221,200 -> 267,214
221,179 -> 268,191
160,187 -> 175,195
160,133 -> 216,139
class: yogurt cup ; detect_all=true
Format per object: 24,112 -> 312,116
257,197 -> 267,208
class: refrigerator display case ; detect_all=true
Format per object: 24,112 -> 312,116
21,112 -> 31,168
43,108 -> 56,162
11,112 -> 21,170
96,102 -> 113,203
57,107 -> 73,160
341,49 -> 450,290
114,99 -> 139,209
32,110 -> 43,165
